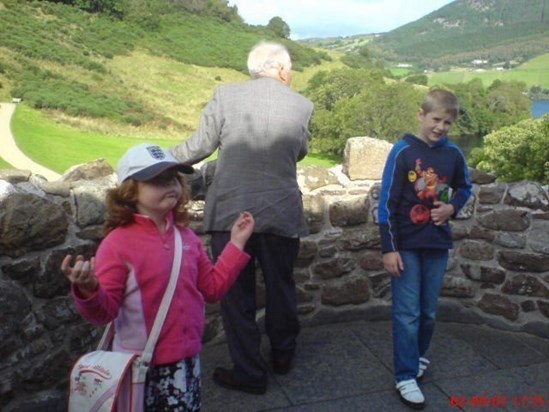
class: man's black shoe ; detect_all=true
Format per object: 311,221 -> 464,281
272,358 -> 292,375
212,367 -> 267,394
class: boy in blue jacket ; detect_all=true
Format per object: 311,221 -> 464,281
378,89 -> 472,410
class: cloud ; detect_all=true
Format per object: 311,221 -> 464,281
229,0 -> 455,39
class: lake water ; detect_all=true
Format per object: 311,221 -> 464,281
532,100 -> 549,118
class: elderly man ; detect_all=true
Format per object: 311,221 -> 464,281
171,41 -> 313,394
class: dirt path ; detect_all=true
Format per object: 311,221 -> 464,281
0,102 -> 61,181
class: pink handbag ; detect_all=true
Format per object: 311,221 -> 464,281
68,230 -> 183,412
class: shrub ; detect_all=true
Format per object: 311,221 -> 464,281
470,116 -> 549,183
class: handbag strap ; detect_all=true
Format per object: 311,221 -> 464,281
97,227 -> 183,362
141,228 -> 182,363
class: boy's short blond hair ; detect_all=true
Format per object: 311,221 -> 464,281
421,89 -> 459,119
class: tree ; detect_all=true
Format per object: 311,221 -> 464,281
267,16 -> 290,39
304,68 -> 423,154
448,79 -> 531,138
470,116 -> 549,183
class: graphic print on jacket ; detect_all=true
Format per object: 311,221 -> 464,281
409,159 -> 450,225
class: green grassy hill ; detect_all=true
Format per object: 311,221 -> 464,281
0,0 -> 328,140
368,0 -> 549,70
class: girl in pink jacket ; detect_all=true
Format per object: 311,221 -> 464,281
62,143 -> 254,411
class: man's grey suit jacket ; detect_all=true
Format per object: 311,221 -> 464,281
172,77 -> 314,238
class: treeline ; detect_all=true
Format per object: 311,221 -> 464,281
35,0 -> 242,22
304,68 -> 531,155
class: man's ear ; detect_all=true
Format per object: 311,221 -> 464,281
417,109 -> 425,121
278,65 -> 289,84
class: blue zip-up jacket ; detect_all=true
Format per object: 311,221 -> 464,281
378,134 -> 472,253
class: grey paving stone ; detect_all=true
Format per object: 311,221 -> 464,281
348,320 -> 394,371
200,320 -> 549,412
271,323 -> 393,404
264,383 -> 453,412
421,324 -> 499,381
200,343 -> 290,412
442,323 -> 549,368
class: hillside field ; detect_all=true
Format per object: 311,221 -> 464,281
428,53 -> 549,89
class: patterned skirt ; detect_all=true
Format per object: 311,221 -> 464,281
145,355 -> 201,412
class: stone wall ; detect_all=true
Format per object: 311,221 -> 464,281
1,139 -> 549,411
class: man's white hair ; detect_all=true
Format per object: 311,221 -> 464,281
247,41 -> 292,79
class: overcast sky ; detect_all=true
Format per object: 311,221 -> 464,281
228,0 -> 456,39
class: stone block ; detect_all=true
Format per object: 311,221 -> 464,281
477,208 -> 530,232
321,276 -> 370,306
478,293 -> 519,321
342,136 -> 392,180
498,251 -> 549,272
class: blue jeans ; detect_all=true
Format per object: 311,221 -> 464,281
391,249 -> 448,382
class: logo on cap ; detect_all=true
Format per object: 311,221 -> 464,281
147,145 -> 166,160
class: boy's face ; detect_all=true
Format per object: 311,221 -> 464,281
417,108 -> 455,145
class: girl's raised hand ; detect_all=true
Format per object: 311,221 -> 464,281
61,255 -> 98,298
230,211 -> 255,250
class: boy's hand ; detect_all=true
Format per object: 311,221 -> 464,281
61,255 -> 98,298
431,201 -> 455,226
383,251 -> 404,277
230,211 -> 255,250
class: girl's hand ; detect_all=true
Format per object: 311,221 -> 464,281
230,211 -> 255,250
61,255 -> 98,298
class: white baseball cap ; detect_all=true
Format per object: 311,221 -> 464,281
117,143 -> 194,184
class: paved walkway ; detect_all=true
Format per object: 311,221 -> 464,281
200,320 -> 549,411
0,102 -> 60,181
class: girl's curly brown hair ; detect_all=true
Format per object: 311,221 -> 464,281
104,174 -> 191,235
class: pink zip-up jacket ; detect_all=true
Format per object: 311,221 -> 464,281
72,212 -> 250,365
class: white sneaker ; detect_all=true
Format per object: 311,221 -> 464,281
416,357 -> 430,380
395,379 -> 425,409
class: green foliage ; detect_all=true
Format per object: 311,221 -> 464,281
470,116 -> 549,183
405,74 -> 428,86
168,0 -> 243,23
304,68 -> 424,154
449,79 -> 532,137
486,80 -> 532,129
340,55 -> 385,72
305,68 -> 384,111
12,68 -> 150,122
267,16 -> 290,39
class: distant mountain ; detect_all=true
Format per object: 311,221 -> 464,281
369,0 -> 549,69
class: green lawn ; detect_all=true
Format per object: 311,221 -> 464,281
4,104 -> 339,173
10,104 -> 178,173
0,157 -> 13,168
428,53 -> 549,88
